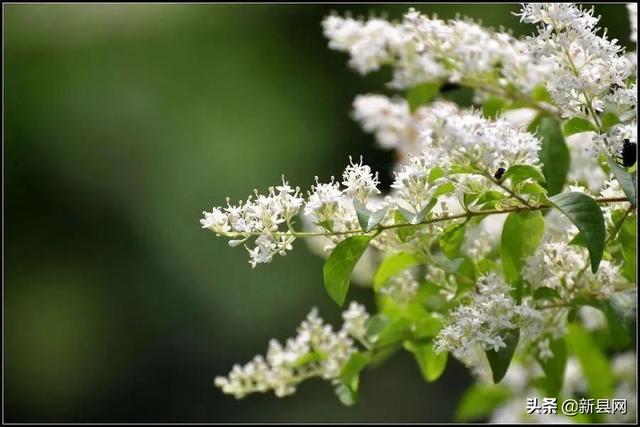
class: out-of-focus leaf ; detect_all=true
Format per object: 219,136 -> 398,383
533,286 -> 562,301
455,384 -> 510,421
529,115 -> 569,196
374,252 -> 422,291
407,82 -> 441,112
537,336 -> 567,397
565,323 -> 614,398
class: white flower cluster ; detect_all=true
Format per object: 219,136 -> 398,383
519,3 -> 634,119
214,302 -> 369,399
352,94 -> 414,152
522,239 -> 620,300
323,9 -> 551,92
200,178 -> 304,268
408,106 -> 542,179
202,157 -> 385,264
434,273 -> 544,361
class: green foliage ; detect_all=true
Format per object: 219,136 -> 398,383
549,192 -> 605,273
486,329 -> 519,383
529,115 -> 570,196
403,340 -> 448,382
562,117 -> 595,136
438,222 -> 466,259
565,323 -> 614,398
455,384 -> 510,421
374,252 -> 422,291
606,157 -> 636,206
502,164 -> 545,186
336,352 -> 371,405
323,236 -> 372,305
406,82 -> 441,111
500,211 -> 545,298
353,198 -> 389,232
536,336 -> 567,397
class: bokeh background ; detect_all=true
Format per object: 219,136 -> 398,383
4,3 -> 632,423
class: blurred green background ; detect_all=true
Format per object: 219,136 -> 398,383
4,3 -> 632,423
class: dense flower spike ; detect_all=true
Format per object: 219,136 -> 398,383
519,3 -> 633,119
205,3 -> 637,415
214,303 -> 369,398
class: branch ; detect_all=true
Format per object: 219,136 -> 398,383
207,197 -> 631,239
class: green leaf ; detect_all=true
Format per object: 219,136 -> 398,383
438,222 -> 466,259
529,115 -> 570,196
537,337 -> 567,397
565,323 -> 614,398
500,211 -> 545,285
334,383 -> 357,406
600,112 -> 621,131
374,252 -> 422,291
531,84 -> 553,103
503,164 -> 546,185
533,286 -> 562,301
353,198 -> 388,232
483,97 -> 507,119
403,340 -> 448,382
340,352 -> 370,392
323,235 -> 372,306
365,314 -> 389,344
396,198 -> 437,225
563,117 -> 595,136
407,82 -> 441,112
455,384 -> 510,422
606,157 -> 636,206
549,192 -> 605,273
486,329 -> 519,383
618,215 -> 636,280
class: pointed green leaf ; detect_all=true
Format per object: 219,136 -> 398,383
503,164 -> 546,185
563,117 -> 595,136
353,198 -> 388,232
323,235 -> 372,306
529,115 -> 570,196
549,192 -> 605,273
340,352 -> 370,393
606,157 -> 636,206
403,340 -> 448,382
600,112 -> 621,131
486,329 -> 519,383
